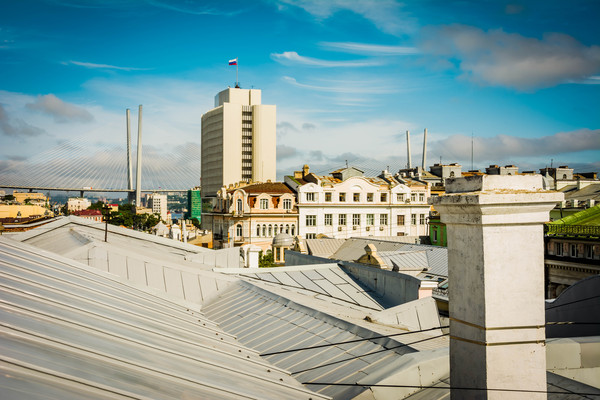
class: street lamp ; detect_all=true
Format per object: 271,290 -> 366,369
102,205 -> 111,242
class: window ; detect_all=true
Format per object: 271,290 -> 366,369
570,244 -> 577,257
585,244 -> 593,259
397,193 -> 405,202
237,199 -> 243,212
381,193 -> 387,202
306,233 -> 317,239
236,224 -> 242,237
306,192 -> 315,202
555,242 -> 563,256
419,193 -> 425,202
339,192 -> 346,202
449,171 -> 455,178
259,198 -> 268,209
420,214 -> 426,224
262,225 -> 266,237
353,214 -> 361,226
411,193 -> 417,202
256,225 -> 261,237
268,225 -> 272,236
324,214 -> 333,226
291,225 -> 296,235
367,193 -> 374,202
380,214 -> 388,225
283,198 -> 292,210
285,224 -> 290,234
411,214 -> 417,225
397,215 -> 405,225
433,229 -> 438,242
306,215 -> 316,226
353,193 -> 360,202
274,225 -> 278,235
366,214 -> 374,225
339,214 -> 347,226
325,192 -> 332,202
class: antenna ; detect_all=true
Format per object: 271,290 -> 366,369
406,130 -> 412,169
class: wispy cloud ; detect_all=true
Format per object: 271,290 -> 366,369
275,0 -> 417,35
272,51 -> 382,67
0,104 -> 45,137
66,60 -> 150,71
282,76 -> 396,94
420,25 -> 600,91
26,94 -> 94,123
147,0 -> 250,16
320,41 -> 419,56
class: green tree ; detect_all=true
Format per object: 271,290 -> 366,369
259,250 -> 277,268
88,201 -> 105,210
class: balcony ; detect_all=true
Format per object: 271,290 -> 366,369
545,224 -> 600,238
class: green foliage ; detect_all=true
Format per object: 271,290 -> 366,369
258,250 -> 277,268
102,203 -> 159,232
3,195 -> 15,201
88,201 -> 105,210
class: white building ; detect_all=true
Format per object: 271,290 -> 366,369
147,193 -> 168,222
67,197 -> 91,212
286,165 -> 431,239
201,87 -> 276,198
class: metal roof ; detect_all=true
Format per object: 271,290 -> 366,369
0,238 -> 327,400
202,279 -> 448,400
305,238 -> 346,257
235,264 -> 384,310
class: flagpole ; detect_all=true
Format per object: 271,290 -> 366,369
236,60 -> 239,87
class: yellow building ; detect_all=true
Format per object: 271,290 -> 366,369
12,191 -> 48,206
0,204 -> 54,219
202,181 -> 298,250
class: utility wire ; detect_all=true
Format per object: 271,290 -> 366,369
300,382 -> 600,397
290,333 -> 448,375
261,325 -> 449,356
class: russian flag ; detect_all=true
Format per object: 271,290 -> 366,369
229,58 -> 238,66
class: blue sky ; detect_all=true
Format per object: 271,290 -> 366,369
1,0 -> 599,187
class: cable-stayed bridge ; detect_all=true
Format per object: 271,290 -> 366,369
0,136 -> 200,198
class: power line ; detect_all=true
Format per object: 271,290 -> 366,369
300,382 -> 600,397
290,333 -> 448,375
261,325 -> 449,357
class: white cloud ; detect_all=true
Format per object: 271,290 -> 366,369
320,41 -> 419,55
420,25 -> 600,90
275,0 -> 416,35
66,60 -> 150,71
282,76 -> 396,94
271,51 -> 382,67
428,129 -> 600,162
0,104 -> 45,137
26,94 -> 94,123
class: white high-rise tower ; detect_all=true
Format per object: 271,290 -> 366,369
201,87 -> 276,197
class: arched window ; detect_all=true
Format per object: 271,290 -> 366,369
236,224 -> 242,237
285,224 -> 290,234
291,225 -> 295,235
562,174 -> 567,179
256,224 -> 261,237
449,171 -> 455,178
237,199 -> 243,212
280,224 -> 284,233
268,225 -> 272,236
262,225 -> 266,237
274,225 -> 278,235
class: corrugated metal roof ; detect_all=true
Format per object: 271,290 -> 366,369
306,239 -> 346,257
236,264 -> 384,310
0,238 -> 327,400
202,281 -> 446,400
378,250 -> 429,270
331,238 -> 410,262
